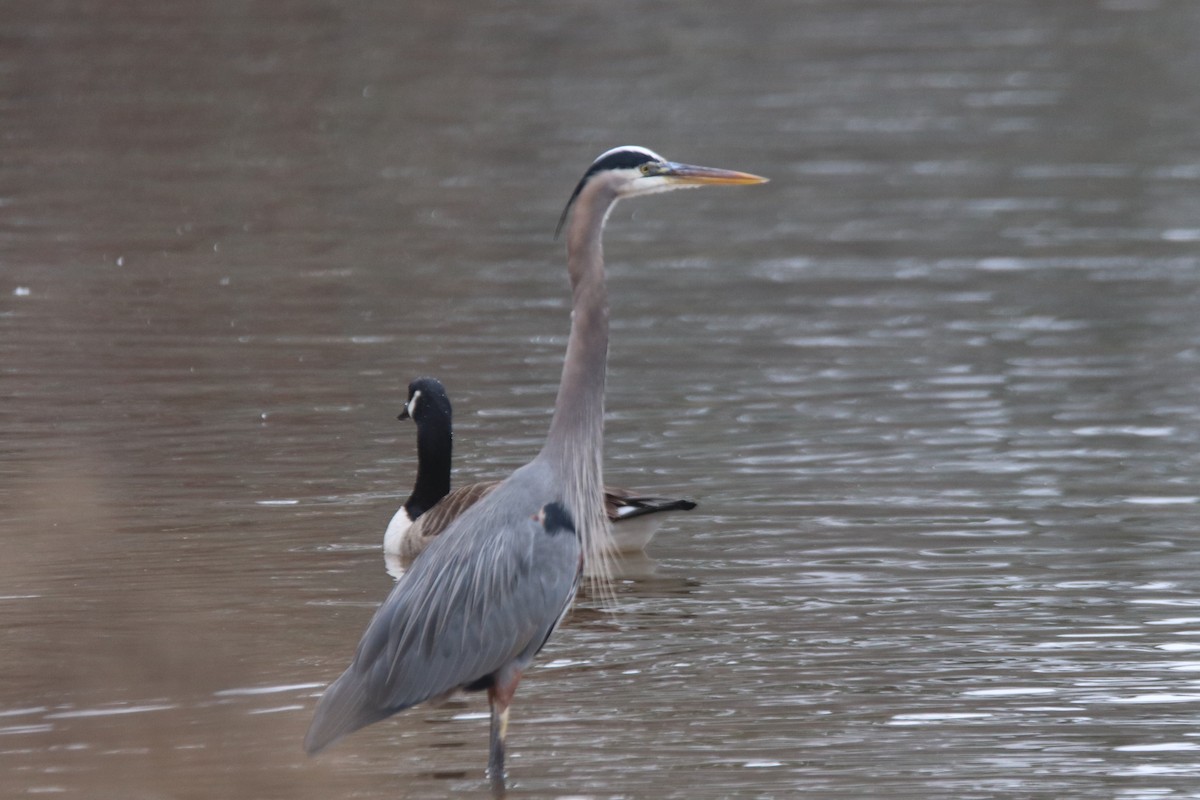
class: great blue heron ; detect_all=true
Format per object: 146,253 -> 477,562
304,146 -> 766,789
384,375 -> 698,565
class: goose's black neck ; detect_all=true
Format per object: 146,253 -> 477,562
405,407 -> 453,519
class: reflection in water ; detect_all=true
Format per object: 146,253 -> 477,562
4,1 -> 1200,798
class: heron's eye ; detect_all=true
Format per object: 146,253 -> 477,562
639,163 -> 654,176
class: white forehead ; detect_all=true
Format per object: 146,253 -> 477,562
594,145 -> 666,164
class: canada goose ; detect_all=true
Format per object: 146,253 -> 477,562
383,375 -> 698,565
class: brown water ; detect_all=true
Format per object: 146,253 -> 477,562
4,1 -> 1200,798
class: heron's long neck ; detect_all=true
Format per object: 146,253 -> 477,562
540,186 -> 615,568
407,414 -> 452,518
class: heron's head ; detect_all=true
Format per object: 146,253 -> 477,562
556,146 -> 767,237
398,376 -> 452,424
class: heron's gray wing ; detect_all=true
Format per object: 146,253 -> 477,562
305,489 -> 579,754
379,497 -> 581,703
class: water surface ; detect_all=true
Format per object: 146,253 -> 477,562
3,1 -> 1200,798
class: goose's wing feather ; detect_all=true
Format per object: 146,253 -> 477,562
604,486 -> 697,522
399,481 -> 500,562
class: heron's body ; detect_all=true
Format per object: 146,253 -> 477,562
307,467 -> 577,751
383,376 -> 697,565
305,146 -> 765,789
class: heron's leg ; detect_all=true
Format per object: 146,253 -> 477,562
487,669 -> 522,791
487,696 -> 509,792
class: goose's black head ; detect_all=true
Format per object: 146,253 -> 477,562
398,377 -> 453,426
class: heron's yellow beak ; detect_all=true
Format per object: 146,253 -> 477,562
662,162 -> 769,186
